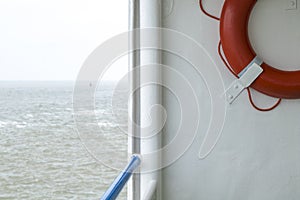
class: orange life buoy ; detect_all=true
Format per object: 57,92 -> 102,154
220,0 -> 300,99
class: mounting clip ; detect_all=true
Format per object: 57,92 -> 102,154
226,57 -> 263,104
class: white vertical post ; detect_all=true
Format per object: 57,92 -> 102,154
140,0 -> 162,199
128,0 -> 140,200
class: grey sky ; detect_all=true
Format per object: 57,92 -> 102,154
0,0 -> 128,81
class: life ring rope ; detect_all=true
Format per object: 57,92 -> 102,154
199,0 -> 220,21
247,88 -> 282,112
199,0 -> 282,111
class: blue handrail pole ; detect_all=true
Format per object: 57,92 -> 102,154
100,155 -> 141,200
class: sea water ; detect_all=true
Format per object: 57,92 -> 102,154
0,81 -> 127,199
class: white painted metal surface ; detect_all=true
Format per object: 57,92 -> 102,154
130,0 -> 300,199
128,0 -> 141,199
161,0 -> 300,199
140,0 -> 162,199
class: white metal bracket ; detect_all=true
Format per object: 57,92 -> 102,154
226,57 -> 263,104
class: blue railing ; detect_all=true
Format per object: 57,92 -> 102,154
100,155 -> 141,200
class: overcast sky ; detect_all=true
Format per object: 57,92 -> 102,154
0,0 -> 128,81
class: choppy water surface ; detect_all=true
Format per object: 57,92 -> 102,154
0,81 -> 127,199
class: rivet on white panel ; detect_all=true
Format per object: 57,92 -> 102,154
286,0 -> 297,10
